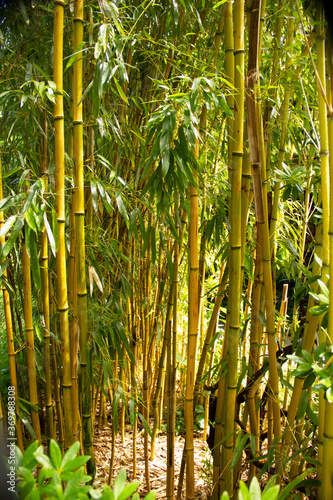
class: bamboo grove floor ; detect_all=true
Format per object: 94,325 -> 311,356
93,420 -> 212,499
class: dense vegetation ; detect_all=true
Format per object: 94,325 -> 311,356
1,0 -> 333,498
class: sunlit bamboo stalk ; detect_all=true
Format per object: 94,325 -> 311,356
53,0 -> 73,449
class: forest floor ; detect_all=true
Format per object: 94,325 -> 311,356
93,420 -> 212,499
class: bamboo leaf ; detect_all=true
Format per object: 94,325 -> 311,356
0,193 -> 25,212
43,212 -> 56,256
0,215 -> 16,239
116,193 -> 129,226
29,227 -> 41,291
113,77 -> 128,104
277,469 -> 315,500
129,399 -> 136,427
138,412 -> 152,438
1,216 -> 24,260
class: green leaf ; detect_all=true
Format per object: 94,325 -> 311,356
309,304 -> 328,316
302,350 -> 313,364
29,228 -> 41,291
298,390 -> 309,419
61,441 -> 81,470
49,440 -> 62,470
277,469 -> 315,500
62,456 -> 91,475
116,194 -> 129,227
238,480 -> 252,500
113,77 -> 128,104
138,412 -> 152,438
1,216 -> 24,259
143,491 -> 156,500
118,481 -> 140,500
129,398 -> 136,427
262,485 -> 280,500
18,465 -> 36,485
113,468 -> 127,498
317,279 -> 329,298
33,447 -> 53,469
220,493 -> 230,500
43,212 -> 56,256
0,193 -> 25,213
231,432 -> 248,471
249,477 -> 261,499
21,441 -> 39,470
0,215 -> 16,239
219,93 -> 233,117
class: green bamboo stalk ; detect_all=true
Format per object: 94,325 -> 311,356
321,28 -> 333,500
0,154 -> 24,451
22,229 -> 42,445
39,110 -> 54,444
220,1 -> 244,494
73,0 -> 95,474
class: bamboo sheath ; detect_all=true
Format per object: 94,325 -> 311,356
53,0 -> 73,449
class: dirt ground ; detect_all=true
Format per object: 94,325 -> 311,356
93,422 -> 213,499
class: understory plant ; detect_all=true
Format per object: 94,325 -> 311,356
15,439 -> 155,500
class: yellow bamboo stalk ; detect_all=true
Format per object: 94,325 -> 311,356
219,1 -> 244,494
321,29 -> 333,500
315,6 -> 329,489
224,0 -> 234,175
53,0 -> 73,449
185,108 -> 206,500
246,0 -> 282,466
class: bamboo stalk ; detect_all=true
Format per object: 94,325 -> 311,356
219,1 -> 245,493
39,110 -> 54,444
73,0 -> 95,473
0,153 -> 24,451
22,229 -> 42,445
53,0 -> 73,449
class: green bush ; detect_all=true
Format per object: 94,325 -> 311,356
15,439 -> 155,500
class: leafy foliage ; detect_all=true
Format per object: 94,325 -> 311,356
16,439 -> 155,500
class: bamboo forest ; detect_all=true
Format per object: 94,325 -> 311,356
2,0 -> 333,498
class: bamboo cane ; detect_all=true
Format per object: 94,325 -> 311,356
321,28 -> 333,500
219,1 -> 245,494
73,0 -> 95,473
39,110 -> 54,444
53,0 -> 73,449
22,229 -> 42,445
0,153 -> 24,451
